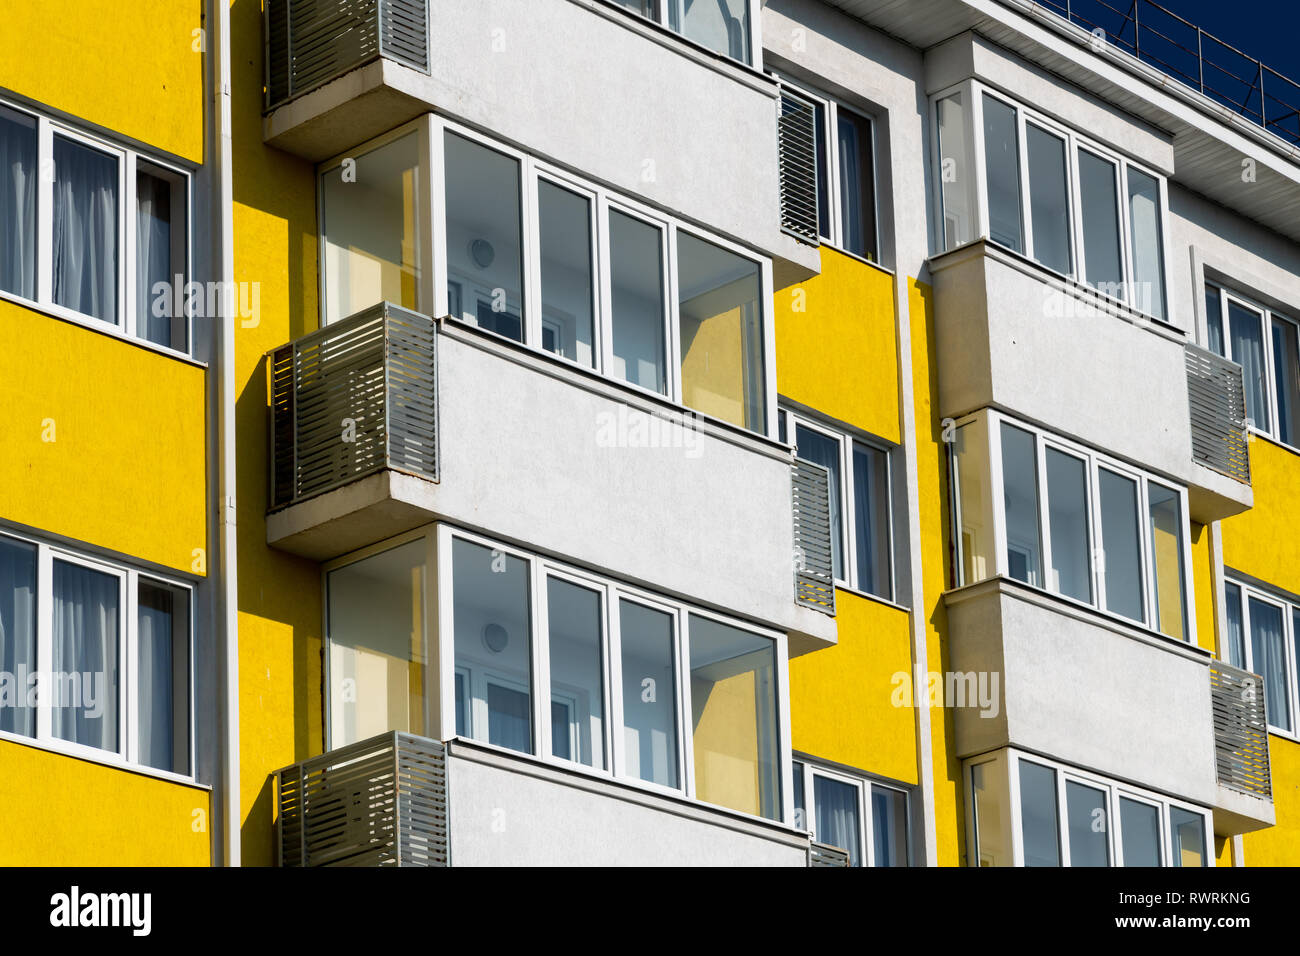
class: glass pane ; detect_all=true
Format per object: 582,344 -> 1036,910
1065,780 -> 1109,867
136,170 -> 186,351
953,419 -> 996,585
814,101 -> 830,240
547,576 -> 605,769
814,775 -> 862,866
1271,317 -> 1300,447
53,136 -> 119,324
609,209 -> 666,394
137,580 -> 189,775
982,96 -> 1023,254
52,560 -> 119,752
328,539 -> 426,746
1169,807 -> 1206,867
0,105 -> 37,299
538,181 -> 595,368
688,615 -> 780,821
677,232 -> 765,432
445,132 -> 524,341
1026,124 -> 1071,274
972,761 -> 1012,866
1119,797 -> 1161,866
837,109 -> 877,260
795,425 -> 843,580
452,538 -> 532,754
1248,597 -> 1291,732
937,93 -> 976,251
1001,424 -> 1042,587
1228,301 -> 1269,431
1126,167 -> 1166,320
0,537 -> 36,738
853,444 -> 891,598
792,761 -> 806,830
671,0 -> 750,63
1019,760 -> 1061,867
1099,469 -> 1144,622
322,133 -> 421,324
1205,285 -> 1225,356
872,785 -> 909,867
619,600 -> 678,788
1147,484 -> 1187,640
612,0 -> 658,16
1046,448 -> 1091,603
1078,150 -> 1123,298
1224,583 -> 1246,670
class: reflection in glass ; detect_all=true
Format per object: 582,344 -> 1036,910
547,576 -> 605,769
609,210 -> 666,394
1001,424 -> 1041,586
1119,797 -> 1161,866
1099,469 -> 1143,623
619,600 -> 678,788
982,96 -> 1023,254
937,93 -> 976,251
1019,760 -> 1060,867
1169,807 -> 1206,867
538,181 -> 596,368
1027,124 -> 1071,274
1046,448 -> 1091,603
1127,167 -> 1166,320
1066,780 -> 1109,866
1078,150 -> 1123,297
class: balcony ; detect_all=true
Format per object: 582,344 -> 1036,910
1208,661 -> 1275,834
265,304 -> 836,651
261,0 -> 817,284
930,240 -> 1252,523
274,732 -> 821,866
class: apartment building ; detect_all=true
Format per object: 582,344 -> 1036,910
1,0 -> 1296,868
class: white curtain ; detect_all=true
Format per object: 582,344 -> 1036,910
1225,585 -> 1246,669
814,776 -> 862,866
0,108 -> 36,299
1250,599 -> 1291,731
52,136 -> 118,324
135,172 -> 172,347
1231,306 -> 1268,430
0,539 -> 36,737
137,583 -> 176,772
51,561 -> 119,752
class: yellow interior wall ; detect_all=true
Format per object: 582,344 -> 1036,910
0,300 -> 207,573
691,672 -> 761,816
1190,522 -> 1217,654
680,303 -> 748,427
0,0 -> 203,162
0,739 -> 210,865
232,0 -> 325,866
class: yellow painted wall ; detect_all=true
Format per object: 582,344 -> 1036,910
1243,737 -> 1300,865
1189,522 -> 1217,654
1221,439 -> 1300,596
0,739 -> 210,865
231,0 -> 327,866
0,0 -> 203,162
0,301 -> 207,574
775,248 -> 900,444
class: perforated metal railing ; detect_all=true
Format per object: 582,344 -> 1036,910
792,458 -> 836,615
1209,661 -> 1272,801
277,732 -> 450,867
265,0 -> 430,110
1185,343 -> 1250,485
1036,0 -> 1300,145
269,302 -> 438,510
778,87 -> 820,244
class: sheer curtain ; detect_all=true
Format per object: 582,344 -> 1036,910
0,538 -> 36,737
51,561 -> 119,751
0,107 -> 37,299
1230,303 -> 1269,431
137,582 -> 177,772
136,171 -> 172,347
52,136 -> 118,324
1250,598 -> 1291,731
814,775 -> 862,866
1225,584 -> 1246,669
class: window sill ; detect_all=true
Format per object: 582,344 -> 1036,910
1247,429 -> 1300,460
0,728 -> 207,790
0,288 -> 204,368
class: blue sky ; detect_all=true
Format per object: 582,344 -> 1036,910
1153,0 -> 1298,80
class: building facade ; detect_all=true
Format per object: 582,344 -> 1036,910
0,0 -> 1296,866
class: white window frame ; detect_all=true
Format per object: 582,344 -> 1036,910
781,407 -> 897,603
0,528 -> 196,782
1205,281 -> 1300,450
930,80 -> 1173,325
950,408 -> 1196,644
317,114 -> 777,438
967,748 -> 1212,867
605,0 -> 763,68
0,95 -> 194,357
792,756 -> 911,866
1223,576 -> 1300,741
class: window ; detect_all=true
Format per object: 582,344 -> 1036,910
951,409 -> 1192,641
318,117 -> 774,436
776,78 -> 879,262
0,531 -> 192,776
0,98 -> 191,353
610,0 -> 758,65
933,84 -> 1169,321
792,758 -> 911,866
781,408 -> 895,601
967,750 -> 1210,866
1222,578 -> 1300,737
1205,282 -> 1300,448
323,527 -> 791,822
